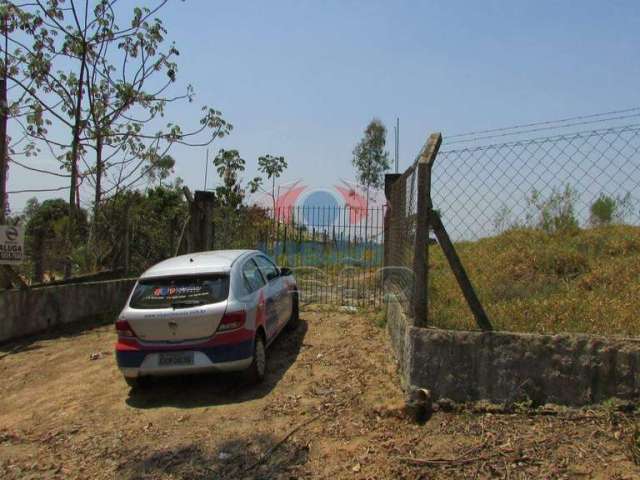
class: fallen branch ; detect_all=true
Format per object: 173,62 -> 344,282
241,390 -> 361,473
241,412 -> 323,472
399,453 -> 532,468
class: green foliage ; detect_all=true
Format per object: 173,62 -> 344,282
213,149 -> 250,209
590,193 -> 633,226
352,119 -> 390,191
526,185 -> 579,234
256,154 -> 288,210
258,154 -> 287,182
23,198 -> 89,280
94,182 -> 187,274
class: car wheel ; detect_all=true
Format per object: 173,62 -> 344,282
247,334 -> 266,384
287,293 -> 300,330
124,376 -> 149,390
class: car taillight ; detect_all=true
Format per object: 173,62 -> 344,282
115,319 -> 137,338
217,311 -> 246,332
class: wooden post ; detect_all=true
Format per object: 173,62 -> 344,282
413,132 -> 442,327
430,211 -> 493,331
188,191 -> 216,252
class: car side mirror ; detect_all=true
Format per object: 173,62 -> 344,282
279,267 -> 292,276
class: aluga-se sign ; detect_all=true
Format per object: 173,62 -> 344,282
0,225 -> 25,265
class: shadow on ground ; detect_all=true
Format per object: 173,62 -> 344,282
117,431 -> 309,480
125,319 -> 309,409
0,312 -> 117,360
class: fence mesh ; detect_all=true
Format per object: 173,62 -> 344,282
427,123 -> 640,336
434,125 -> 640,240
385,157 -> 420,314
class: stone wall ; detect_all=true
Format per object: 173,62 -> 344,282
0,279 -> 136,343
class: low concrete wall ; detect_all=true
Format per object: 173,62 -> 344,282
385,294 -> 640,406
0,278 -> 136,343
407,329 -> 640,406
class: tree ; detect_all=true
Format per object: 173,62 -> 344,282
352,118 -> 390,206
213,149 -> 259,210
256,154 -> 287,217
2,1 -> 232,275
352,118 -> 390,238
24,198 -> 88,281
95,181 -> 187,273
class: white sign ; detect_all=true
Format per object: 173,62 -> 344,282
0,225 -> 25,265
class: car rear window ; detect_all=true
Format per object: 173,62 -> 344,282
129,274 -> 229,309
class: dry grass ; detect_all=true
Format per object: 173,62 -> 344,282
429,224 -> 640,336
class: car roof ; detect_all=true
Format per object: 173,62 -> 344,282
140,249 -> 258,279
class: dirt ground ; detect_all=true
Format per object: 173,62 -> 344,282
1,309 -> 640,479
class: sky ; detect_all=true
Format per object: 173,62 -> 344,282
7,0 -> 640,213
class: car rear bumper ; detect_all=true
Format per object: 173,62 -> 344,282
116,336 -> 254,378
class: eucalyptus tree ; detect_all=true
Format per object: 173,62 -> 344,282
352,118 -> 390,206
352,118 -> 390,240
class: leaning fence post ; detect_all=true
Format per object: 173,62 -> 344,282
430,211 -> 493,331
413,132 -> 442,327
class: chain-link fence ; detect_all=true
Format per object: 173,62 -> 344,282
434,124 -> 640,240
426,123 -> 640,336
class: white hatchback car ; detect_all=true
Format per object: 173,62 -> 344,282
115,250 -> 298,388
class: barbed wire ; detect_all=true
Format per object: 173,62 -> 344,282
444,114 -> 640,146
445,106 -> 640,139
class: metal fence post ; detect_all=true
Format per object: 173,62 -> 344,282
413,133 -> 442,327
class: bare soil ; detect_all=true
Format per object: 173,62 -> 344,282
1,309 -> 639,479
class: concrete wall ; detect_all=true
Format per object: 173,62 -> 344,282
385,292 -> 413,389
407,329 -> 640,406
385,293 -> 640,406
1,279 -> 136,343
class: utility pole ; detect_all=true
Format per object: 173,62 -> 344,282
393,117 -> 400,173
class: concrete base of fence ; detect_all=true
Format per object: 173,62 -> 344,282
385,293 -> 640,406
0,279 -> 136,343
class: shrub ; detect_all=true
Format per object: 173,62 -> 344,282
526,185 -> 579,234
589,192 -> 633,226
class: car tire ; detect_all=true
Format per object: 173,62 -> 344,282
247,334 -> 266,384
124,376 -> 149,390
287,293 -> 300,330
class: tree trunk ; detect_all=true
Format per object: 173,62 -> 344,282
92,133 -> 103,229
64,42 -> 88,279
0,16 -> 8,224
69,48 -> 87,208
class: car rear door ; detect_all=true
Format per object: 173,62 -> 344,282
254,255 -> 291,331
125,274 -> 229,342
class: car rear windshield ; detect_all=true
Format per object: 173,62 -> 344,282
129,274 -> 229,309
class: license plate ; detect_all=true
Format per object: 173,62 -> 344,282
158,351 -> 194,366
